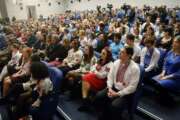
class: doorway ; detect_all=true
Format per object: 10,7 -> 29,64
27,6 -> 37,19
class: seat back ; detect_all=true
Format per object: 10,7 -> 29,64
128,65 -> 145,120
29,66 -> 63,120
157,48 -> 167,72
0,33 -> 7,50
48,67 -> 63,93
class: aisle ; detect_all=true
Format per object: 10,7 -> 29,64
58,95 -> 97,120
139,95 -> 180,120
57,94 -> 146,120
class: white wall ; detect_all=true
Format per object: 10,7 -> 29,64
6,0 -> 27,20
6,0 -> 68,20
5,0 -> 180,20
68,0 -> 180,11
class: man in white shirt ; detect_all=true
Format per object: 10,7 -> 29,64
94,46 -> 140,120
58,39 -> 83,76
140,36 -> 160,81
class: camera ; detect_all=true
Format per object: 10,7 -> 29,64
97,5 -> 101,12
107,3 -> 113,9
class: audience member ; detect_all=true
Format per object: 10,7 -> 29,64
94,46 -> 140,120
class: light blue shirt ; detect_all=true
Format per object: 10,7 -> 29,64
110,41 -> 124,60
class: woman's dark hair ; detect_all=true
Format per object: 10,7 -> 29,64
30,54 -> 41,62
135,21 -> 140,28
164,27 -> 173,36
52,34 -> 60,43
121,26 -> 126,35
30,62 -> 49,80
103,34 -> 108,42
46,34 -> 52,43
73,39 -> 80,50
147,26 -> 155,36
124,46 -> 134,58
99,47 -> 113,65
143,24 -> 154,35
144,36 -> 155,45
64,29 -> 69,33
114,33 -> 122,40
90,33 -> 96,39
126,34 -> 135,41
84,45 -> 94,63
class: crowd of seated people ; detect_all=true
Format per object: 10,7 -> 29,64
0,4 -> 180,120
3,47 -> 32,97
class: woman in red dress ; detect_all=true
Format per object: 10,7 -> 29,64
78,47 -> 113,111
